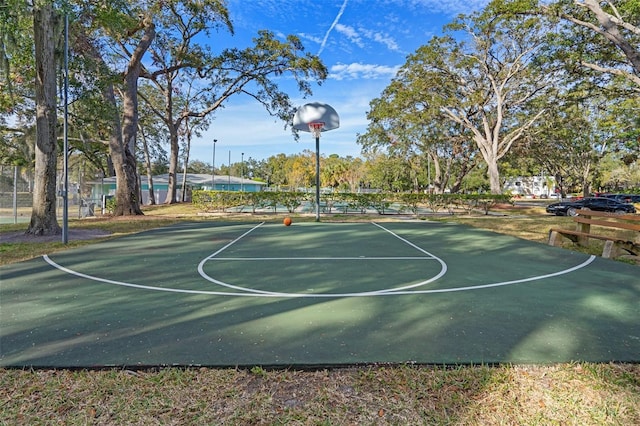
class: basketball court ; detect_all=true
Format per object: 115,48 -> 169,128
2,219 -> 639,368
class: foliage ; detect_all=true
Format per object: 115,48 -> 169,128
192,190 -> 310,214
360,3 -> 553,195
540,0 -> 640,89
104,196 -> 116,214
192,190 -> 244,212
6,0 -> 640,223
191,190 -> 512,217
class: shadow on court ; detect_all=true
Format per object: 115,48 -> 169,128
1,221 -> 638,368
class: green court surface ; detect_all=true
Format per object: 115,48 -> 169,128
1,220 -> 638,368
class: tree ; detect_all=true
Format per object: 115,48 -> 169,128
360,91 -> 479,194
27,2 -> 61,236
137,85 -> 169,205
135,0 -> 231,204
94,5 -> 156,215
136,0 -> 326,204
441,5 -> 554,193
71,1 -> 157,215
322,155 -> 365,192
1,1 -> 62,235
287,151 -> 315,189
0,0 -> 34,123
360,2 -> 553,194
363,153 -> 411,192
186,160 -> 210,174
508,0 -> 640,195
522,99 -> 601,196
263,153 -> 290,188
542,0 -> 640,88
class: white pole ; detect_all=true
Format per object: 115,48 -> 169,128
315,135 -> 320,221
12,165 -> 18,224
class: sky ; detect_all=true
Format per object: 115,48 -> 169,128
191,0 -> 490,167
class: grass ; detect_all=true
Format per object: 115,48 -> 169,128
1,364 -> 638,424
1,202 -> 639,425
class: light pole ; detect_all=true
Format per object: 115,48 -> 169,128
211,139 -> 217,190
241,152 -> 244,192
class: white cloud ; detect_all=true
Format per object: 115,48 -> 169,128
329,63 -> 400,81
333,23 -> 400,53
405,0 -> 490,15
360,28 -> 400,52
298,32 -> 323,46
316,1 -> 402,56
335,24 -> 365,48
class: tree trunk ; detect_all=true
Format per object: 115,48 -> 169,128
473,132 -> 502,194
181,125 -> 191,202
112,16 -> 155,215
429,153 -> 444,194
26,3 -> 61,236
160,72 -> 180,205
487,160 -> 502,194
582,161 -> 592,197
139,126 -> 156,205
94,80 -> 141,216
163,128 -> 180,204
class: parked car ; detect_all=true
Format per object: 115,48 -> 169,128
545,197 -> 636,216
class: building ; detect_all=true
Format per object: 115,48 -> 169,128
89,173 -> 266,205
503,175 -> 557,198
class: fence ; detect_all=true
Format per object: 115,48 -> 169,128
192,189 -> 512,216
0,165 -> 96,224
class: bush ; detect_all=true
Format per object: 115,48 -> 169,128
191,190 -> 512,215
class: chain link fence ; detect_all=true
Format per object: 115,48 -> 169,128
0,165 -> 92,224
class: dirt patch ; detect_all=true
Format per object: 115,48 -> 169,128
493,203 -> 530,210
0,229 -> 111,244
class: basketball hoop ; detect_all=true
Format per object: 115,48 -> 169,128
309,122 -> 324,138
292,103 -> 339,223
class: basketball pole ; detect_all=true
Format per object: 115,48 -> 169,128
315,134 -> 320,222
292,102 -> 340,222
62,12 -> 69,244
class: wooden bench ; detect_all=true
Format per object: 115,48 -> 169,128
548,209 -> 640,258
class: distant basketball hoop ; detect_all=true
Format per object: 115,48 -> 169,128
292,103 -> 340,222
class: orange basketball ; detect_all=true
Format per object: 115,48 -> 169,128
283,217 -> 292,226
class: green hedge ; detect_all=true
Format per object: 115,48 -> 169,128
192,190 -> 512,216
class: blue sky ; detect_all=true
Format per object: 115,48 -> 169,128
192,0 -> 489,166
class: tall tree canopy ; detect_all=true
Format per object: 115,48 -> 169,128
361,3 -> 555,193
542,0 -> 640,89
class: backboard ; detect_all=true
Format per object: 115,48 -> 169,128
292,102 -> 340,136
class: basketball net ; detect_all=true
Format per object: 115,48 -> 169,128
309,122 -> 324,138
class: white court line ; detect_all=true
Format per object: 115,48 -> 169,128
42,254 -> 597,298
370,222 -> 448,293
209,257 -> 435,261
196,222 -> 448,296
41,221 -> 598,298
